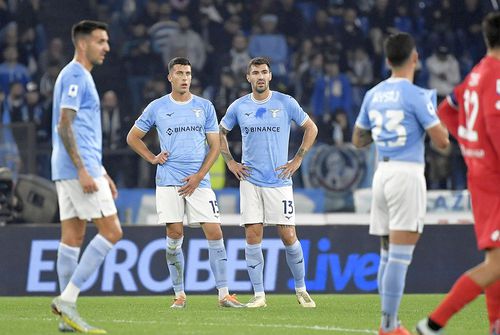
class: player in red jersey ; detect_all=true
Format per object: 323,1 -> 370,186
416,11 -> 500,335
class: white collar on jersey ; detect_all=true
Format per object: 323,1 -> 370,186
168,93 -> 193,105
250,91 -> 273,104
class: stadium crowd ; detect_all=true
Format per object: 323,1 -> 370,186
0,0 -> 496,190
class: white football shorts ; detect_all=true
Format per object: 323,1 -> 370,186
56,176 -> 117,221
369,161 -> 426,236
240,180 -> 295,226
156,186 -> 221,226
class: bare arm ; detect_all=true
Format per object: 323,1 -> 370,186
352,125 -> 373,148
295,118 -> 318,159
426,123 -> 450,150
178,132 -> 220,197
126,125 -> 168,165
58,108 -> 84,170
219,124 -> 250,180
219,124 -> 235,164
58,108 -> 97,193
276,118 -> 318,179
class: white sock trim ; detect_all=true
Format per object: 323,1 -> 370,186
60,282 -> 80,303
218,287 -> 229,300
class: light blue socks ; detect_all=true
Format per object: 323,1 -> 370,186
57,243 -> 80,291
285,240 -> 305,289
245,243 -> 265,295
381,244 -> 415,331
166,236 -> 185,296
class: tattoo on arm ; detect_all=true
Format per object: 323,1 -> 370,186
353,127 -> 373,147
296,148 -> 307,158
219,124 -> 234,163
58,109 -> 84,170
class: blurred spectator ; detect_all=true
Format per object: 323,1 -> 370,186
19,82 -> 49,142
132,0 -> 160,27
249,14 -> 288,87
305,9 -> 336,54
0,46 -> 31,94
101,90 -> 124,150
17,27 -> 38,75
122,22 -> 164,112
4,81 -> 26,123
0,0 -> 13,34
456,0 -> 485,62
339,7 -> 367,57
425,45 -> 460,101
368,0 -> 395,57
295,51 -> 324,107
312,59 -> 353,128
149,21 -> 178,67
38,38 -> 68,74
393,1 -> 414,35
212,67 -> 238,120
228,33 -> 251,79
141,75 -> 167,107
0,89 -> 21,181
170,15 -> 206,72
276,0 -> 306,49
39,59 -> 60,105
347,47 -> 373,111
423,0 -> 455,57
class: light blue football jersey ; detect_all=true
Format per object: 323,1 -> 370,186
221,91 -> 309,187
355,78 -> 440,164
134,94 -> 218,188
51,61 -> 103,180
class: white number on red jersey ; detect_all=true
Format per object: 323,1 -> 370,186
458,89 -> 479,142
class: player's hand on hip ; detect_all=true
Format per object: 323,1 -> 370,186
151,151 -> 169,165
227,160 -> 251,180
178,173 -> 202,197
78,169 -> 99,193
276,158 -> 301,179
104,173 -> 118,199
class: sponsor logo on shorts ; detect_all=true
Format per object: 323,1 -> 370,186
491,230 -> 500,242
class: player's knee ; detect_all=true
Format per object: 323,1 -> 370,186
102,227 -> 122,244
61,234 -> 84,247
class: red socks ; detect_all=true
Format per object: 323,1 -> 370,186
430,274 -> 483,327
486,280 -> 500,326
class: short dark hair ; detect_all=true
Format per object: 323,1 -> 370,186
168,57 -> 191,73
71,20 -> 108,45
247,57 -> 271,74
483,11 -> 500,49
384,33 -> 415,67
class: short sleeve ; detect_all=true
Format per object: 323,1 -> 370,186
287,95 -> 308,126
205,102 -> 219,133
59,71 -> 86,112
220,101 -> 238,131
134,102 -> 156,133
355,92 -> 371,129
413,88 -> 440,129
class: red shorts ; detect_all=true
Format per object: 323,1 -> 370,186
469,183 -> 500,250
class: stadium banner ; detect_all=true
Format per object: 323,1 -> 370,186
0,224 -> 482,296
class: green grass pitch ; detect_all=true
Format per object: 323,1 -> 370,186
0,294 -> 487,334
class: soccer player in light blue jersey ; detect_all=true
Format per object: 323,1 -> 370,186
50,20 -> 123,334
219,57 -> 318,308
127,57 -> 244,309
352,33 -> 449,335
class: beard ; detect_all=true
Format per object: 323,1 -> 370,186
255,84 -> 267,94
